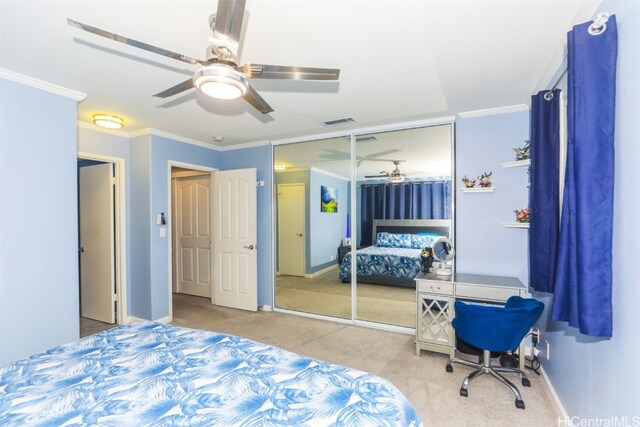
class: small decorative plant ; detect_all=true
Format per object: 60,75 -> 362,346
514,207 -> 530,223
513,140 -> 531,161
461,175 -> 476,188
477,171 -> 493,188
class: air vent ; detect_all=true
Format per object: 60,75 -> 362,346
322,117 -> 356,126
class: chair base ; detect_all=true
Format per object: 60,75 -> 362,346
447,350 -> 530,409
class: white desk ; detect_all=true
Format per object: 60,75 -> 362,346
415,272 -> 528,370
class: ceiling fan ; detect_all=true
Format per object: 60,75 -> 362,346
67,0 -> 340,114
365,160 -> 407,183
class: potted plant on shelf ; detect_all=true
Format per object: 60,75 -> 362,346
478,171 -> 493,188
461,175 -> 476,188
514,207 -> 530,223
513,140 -> 531,161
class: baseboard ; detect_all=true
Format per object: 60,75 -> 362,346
127,315 -> 171,324
304,264 -> 338,278
539,365 -> 568,420
259,305 -> 273,312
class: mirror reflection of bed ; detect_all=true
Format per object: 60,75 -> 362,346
274,123 -> 453,329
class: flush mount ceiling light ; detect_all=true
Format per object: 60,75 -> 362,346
193,65 -> 248,100
388,174 -> 405,184
93,114 -> 124,129
274,164 -> 286,171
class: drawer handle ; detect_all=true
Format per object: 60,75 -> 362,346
431,285 -> 441,290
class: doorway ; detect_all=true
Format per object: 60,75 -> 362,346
277,183 -> 306,276
77,152 -> 127,337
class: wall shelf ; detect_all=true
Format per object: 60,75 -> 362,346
501,159 -> 531,168
462,187 -> 495,193
503,222 -> 530,228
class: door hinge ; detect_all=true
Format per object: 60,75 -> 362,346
111,177 -> 117,185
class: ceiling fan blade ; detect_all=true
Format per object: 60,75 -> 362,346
365,174 -> 389,178
67,18 -> 209,66
240,64 -> 340,80
243,85 -> 274,114
211,0 -> 246,61
153,78 -> 194,98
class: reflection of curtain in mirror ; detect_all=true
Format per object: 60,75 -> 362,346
359,180 -> 451,246
529,89 -> 561,293
552,15 -> 617,337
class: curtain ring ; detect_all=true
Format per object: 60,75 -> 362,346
588,13 -> 609,35
544,91 -> 554,101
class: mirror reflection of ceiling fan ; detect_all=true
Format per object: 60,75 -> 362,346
315,148 -> 402,166
365,160 -> 409,183
67,0 -> 340,114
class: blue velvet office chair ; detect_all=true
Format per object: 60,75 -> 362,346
449,296 -> 544,409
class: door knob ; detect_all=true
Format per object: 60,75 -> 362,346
296,233 -> 303,237
243,244 -> 255,250
79,247 -> 85,253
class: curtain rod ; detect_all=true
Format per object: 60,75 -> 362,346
545,13 -> 610,101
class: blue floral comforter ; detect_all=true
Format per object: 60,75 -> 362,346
339,246 -> 422,281
0,322 -> 422,426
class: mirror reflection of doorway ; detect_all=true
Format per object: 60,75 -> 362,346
277,183 -> 306,277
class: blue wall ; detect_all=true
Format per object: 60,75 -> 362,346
455,111 -> 530,284
309,169 -> 348,271
0,79 -> 80,365
534,2 -> 640,418
219,145 -> 273,308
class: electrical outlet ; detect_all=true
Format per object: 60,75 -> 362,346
545,339 -> 551,360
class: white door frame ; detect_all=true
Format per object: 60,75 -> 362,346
77,151 -> 127,325
167,161 -> 217,323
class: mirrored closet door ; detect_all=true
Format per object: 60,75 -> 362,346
273,123 -> 454,329
273,137 -> 352,319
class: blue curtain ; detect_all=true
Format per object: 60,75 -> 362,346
359,180 -> 451,246
529,89 -> 561,293
552,16 -> 618,337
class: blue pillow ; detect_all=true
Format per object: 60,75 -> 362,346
376,232 -> 412,248
411,234 -> 443,249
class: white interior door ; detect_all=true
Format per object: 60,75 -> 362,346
79,163 -> 115,324
212,168 -> 257,311
176,175 -> 212,298
277,183 -> 305,276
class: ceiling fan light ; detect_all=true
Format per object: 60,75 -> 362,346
389,175 -> 405,183
93,114 -> 124,129
274,164 -> 286,171
193,65 -> 248,100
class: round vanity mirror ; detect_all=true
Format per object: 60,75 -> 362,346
432,237 -> 454,276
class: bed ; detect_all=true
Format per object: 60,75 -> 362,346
0,322 -> 422,426
340,219 -> 450,287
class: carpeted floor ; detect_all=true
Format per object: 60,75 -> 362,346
171,293 -> 562,426
275,267 -> 416,328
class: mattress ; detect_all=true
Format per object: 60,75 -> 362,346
339,246 -> 422,282
0,322 -> 422,426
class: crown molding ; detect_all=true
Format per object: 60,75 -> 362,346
78,121 -> 129,138
457,104 -> 529,119
1,68 -> 86,101
216,139 -> 270,151
127,128 -> 220,151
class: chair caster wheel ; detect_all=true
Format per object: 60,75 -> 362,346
446,364 -> 453,373
515,399 -> 525,409
522,377 -> 531,387
460,388 -> 468,397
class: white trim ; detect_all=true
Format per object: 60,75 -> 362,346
309,167 -> 349,181
540,365 -> 569,419
127,316 -> 148,323
78,121 -> 129,138
354,319 -> 415,336
259,305 -> 273,312
154,315 -> 171,324
167,161 -> 218,324
304,264 -> 338,279
216,140 -> 270,151
503,222 -> 530,228
1,68 -> 87,101
77,151 -> 128,326
128,128 -> 220,151
272,116 -> 456,146
457,104 -> 529,119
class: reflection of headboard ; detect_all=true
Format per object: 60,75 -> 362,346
372,219 -> 451,245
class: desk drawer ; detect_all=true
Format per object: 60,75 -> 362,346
417,280 -> 454,295
455,283 -> 520,302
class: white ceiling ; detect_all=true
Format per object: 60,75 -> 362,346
0,0 -> 600,148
